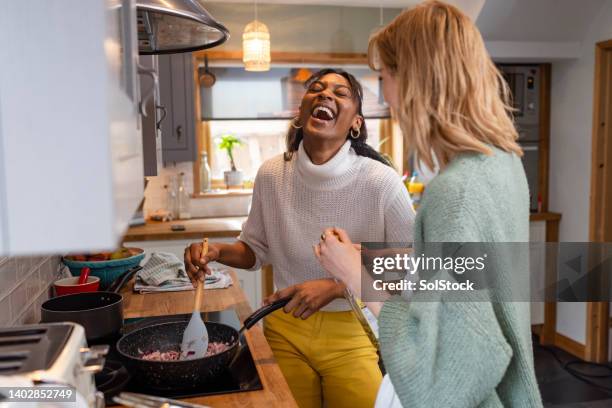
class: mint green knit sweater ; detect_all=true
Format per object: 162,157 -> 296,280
378,147 -> 543,407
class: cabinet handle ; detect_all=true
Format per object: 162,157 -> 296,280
156,105 -> 167,130
176,125 -> 183,140
137,64 -> 159,117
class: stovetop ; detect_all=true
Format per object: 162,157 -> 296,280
95,309 -> 263,404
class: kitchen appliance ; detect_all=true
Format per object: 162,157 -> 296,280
0,323 -> 107,408
97,309 -> 263,403
115,298 -> 289,390
41,267 -> 142,342
136,0 -> 229,54
498,64 -> 542,211
498,65 -> 540,128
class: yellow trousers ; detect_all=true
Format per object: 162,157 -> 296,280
264,309 -> 382,408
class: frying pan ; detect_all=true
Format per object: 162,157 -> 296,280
41,266 -> 143,342
115,297 -> 291,391
199,55 -> 216,88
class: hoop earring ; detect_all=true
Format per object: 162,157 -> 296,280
350,128 -> 360,139
291,117 -> 303,129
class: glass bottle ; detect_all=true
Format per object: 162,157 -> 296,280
166,177 -> 178,220
407,171 -> 425,211
178,172 -> 191,219
200,151 -> 212,193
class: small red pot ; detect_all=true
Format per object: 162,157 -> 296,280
54,276 -> 100,296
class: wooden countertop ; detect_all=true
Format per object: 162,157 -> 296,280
119,270 -> 298,408
123,217 -> 247,242
124,213 -> 560,243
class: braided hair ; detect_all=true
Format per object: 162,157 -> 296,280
284,68 -> 391,167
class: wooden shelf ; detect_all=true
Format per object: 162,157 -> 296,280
529,212 -> 562,222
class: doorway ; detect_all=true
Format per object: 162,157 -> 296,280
587,39 -> 612,363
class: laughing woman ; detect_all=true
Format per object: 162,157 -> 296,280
316,2 -> 543,408
184,69 -> 415,408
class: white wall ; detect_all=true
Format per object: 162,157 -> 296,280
549,1 -> 612,344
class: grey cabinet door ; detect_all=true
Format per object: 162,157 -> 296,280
158,53 -> 197,163
139,54 -> 162,176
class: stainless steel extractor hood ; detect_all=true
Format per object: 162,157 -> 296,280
137,0 -> 229,54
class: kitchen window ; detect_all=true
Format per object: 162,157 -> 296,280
192,55 -> 405,194
206,118 -> 383,183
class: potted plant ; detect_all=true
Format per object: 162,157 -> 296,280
217,134 -> 244,188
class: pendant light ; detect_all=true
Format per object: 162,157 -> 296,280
242,1 -> 271,72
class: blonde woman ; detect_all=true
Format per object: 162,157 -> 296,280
316,2 -> 543,407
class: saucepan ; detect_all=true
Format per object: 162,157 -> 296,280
41,266 -> 143,342
115,297 -> 291,391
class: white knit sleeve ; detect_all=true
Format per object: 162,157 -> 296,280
384,180 -> 416,243
238,174 -> 269,271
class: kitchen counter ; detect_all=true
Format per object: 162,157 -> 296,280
125,213 -> 559,243
123,217 -> 247,242
119,270 -> 298,407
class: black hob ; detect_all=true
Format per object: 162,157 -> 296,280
95,309 -> 263,404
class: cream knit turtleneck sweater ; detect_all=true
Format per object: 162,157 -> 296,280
239,141 -> 415,311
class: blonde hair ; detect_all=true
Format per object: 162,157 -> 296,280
369,0 -> 522,170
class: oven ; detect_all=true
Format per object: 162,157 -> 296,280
499,64 -> 542,211
499,65 -> 540,128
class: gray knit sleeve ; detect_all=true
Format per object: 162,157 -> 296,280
237,174 -> 269,271
378,298 -> 513,407
378,193 -> 514,407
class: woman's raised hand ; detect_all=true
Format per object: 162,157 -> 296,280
184,242 -> 220,284
314,227 -> 362,297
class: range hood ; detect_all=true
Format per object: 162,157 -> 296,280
137,0 -> 229,54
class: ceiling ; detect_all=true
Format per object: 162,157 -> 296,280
212,0 -> 607,43
216,1 -> 422,6
209,0 -> 607,60
476,0 -> 606,42
215,0 -> 486,20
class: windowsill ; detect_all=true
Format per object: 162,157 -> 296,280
192,189 -> 253,199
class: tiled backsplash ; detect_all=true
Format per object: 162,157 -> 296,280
0,256 -> 62,327
144,162 -> 251,218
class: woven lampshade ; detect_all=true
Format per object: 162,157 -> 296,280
242,20 -> 271,72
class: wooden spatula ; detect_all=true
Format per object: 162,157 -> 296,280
180,238 -> 210,359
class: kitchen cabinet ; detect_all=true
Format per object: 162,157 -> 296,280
129,238 -> 262,310
530,221 -> 547,325
139,54 -> 163,177
158,53 -> 198,164
0,0 -> 144,255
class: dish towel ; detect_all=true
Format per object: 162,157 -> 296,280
133,252 -> 232,293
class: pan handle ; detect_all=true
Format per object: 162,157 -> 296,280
240,297 -> 291,333
107,266 -> 143,293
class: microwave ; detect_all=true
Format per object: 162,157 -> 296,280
498,65 -> 540,128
